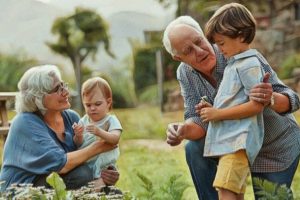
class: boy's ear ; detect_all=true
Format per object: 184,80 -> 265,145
239,36 -> 246,43
173,55 -> 182,61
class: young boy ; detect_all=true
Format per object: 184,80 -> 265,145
197,3 -> 265,199
73,77 -> 122,190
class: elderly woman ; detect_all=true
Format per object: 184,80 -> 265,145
0,65 -> 119,191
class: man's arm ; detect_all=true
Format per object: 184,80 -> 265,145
250,83 -> 291,113
166,64 -> 209,145
166,121 -> 206,146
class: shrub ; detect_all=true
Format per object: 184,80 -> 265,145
278,53 -> 300,79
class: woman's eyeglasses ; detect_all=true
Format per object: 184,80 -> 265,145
49,82 -> 69,95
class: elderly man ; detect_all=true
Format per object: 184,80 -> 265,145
163,16 -> 300,199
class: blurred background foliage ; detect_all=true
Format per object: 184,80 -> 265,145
0,51 -> 37,92
1,0 -> 300,110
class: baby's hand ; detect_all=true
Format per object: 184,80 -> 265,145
72,122 -> 84,136
85,124 -> 100,135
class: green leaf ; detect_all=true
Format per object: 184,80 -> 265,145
46,172 -> 68,200
253,177 -> 293,200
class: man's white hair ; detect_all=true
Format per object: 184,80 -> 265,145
15,65 -> 62,114
162,16 -> 204,57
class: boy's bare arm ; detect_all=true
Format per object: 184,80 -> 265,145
200,100 -> 264,122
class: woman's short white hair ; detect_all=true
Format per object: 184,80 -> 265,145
162,16 -> 204,57
15,65 -> 62,114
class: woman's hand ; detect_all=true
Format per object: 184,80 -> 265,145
101,166 -> 120,185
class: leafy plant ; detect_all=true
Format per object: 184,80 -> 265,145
253,177 -> 293,200
136,172 -> 190,200
160,174 -> 190,200
137,172 -> 156,199
46,172 -> 71,200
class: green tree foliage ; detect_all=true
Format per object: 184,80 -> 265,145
133,46 -> 158,93
131,37 -> 178,92
47,7 -> 114,111
0,51 -> 37,92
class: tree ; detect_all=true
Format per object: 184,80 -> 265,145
47,7 -> 114,112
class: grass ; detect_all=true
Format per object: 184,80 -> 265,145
116,140 -> 198,199
3,106 -> 300,199
114,107 -> 300,199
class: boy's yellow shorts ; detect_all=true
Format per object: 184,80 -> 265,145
213,150 -> 249,194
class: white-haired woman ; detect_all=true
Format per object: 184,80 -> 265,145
0,65 -> 119,191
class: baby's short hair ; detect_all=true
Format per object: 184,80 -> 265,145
81,77 -> 113,109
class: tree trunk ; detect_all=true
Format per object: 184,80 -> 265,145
73,56 -> 83,115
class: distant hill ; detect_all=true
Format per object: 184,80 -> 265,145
0,0 -> 175,79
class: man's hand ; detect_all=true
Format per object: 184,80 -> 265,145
166,123 -> 184,146
101,166 -> 119,186
249,72 -> 273,106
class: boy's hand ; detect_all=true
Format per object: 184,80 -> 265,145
200,107 -> 218,122
195,97 -> 212,115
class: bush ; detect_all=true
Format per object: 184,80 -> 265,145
278,53 -> 300,79
133,46 -> 179,98
0,51 -> 37,92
